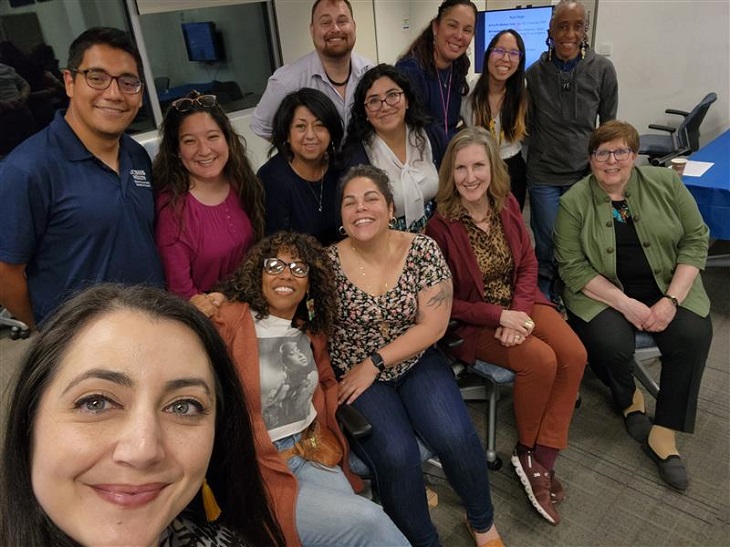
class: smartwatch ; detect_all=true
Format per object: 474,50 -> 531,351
370,351 -> 386,373
663,294 -> 679,307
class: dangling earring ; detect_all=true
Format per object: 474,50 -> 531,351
388,217 -> 397,229
580,37 -> 588,59
338,225 -> 347,236
546,34 -> 553,62
306,291 -> 316,322
202,478 -> 222,522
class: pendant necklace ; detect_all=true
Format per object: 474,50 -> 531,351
303,166 -> 325,212
351,242 -> 391,338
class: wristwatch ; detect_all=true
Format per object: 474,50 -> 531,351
663,294 -> 679,307
370,351 -> 386,373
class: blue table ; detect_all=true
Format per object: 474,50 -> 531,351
683,129 -> 730,241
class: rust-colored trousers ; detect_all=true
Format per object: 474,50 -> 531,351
475,304 -> 587,449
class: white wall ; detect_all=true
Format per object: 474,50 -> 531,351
595,0 -> 729,142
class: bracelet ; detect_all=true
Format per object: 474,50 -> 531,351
370,351 -> 386,372
663,294 -> 679,307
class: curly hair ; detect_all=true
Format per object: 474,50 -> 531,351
270,88 -> 343,164
398,0 -> 477,96
218,232 -> 337,335
436,127 -> 510,219
152,91 -> 265,241
470,29 -> 528,143
343,63 -> 432,159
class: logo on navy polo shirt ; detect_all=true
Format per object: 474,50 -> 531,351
130,169 -> 151,188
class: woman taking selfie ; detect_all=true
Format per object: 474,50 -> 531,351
199,232 -> 408,547
0,284 -> 283,546
153,91 -> 265,299
462,30 -> 528,210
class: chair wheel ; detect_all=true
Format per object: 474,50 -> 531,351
20,329 -> 31,339
487,457 -> 502,471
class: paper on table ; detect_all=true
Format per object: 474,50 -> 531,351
683,160 -> 714,177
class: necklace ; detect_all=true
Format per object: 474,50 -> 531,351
612,200 -> 631,223
559,68 -> 575,92
350,242 -> 391,337
306,168 -> 325,212
325,62 -> 351,87
436,66 -> 453,135
468,205 -> 491,224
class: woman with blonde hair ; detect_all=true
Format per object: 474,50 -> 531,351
427,126 -> 586,526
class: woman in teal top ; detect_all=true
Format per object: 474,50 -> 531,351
554,121 -> 712,492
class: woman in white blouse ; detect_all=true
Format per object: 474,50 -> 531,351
342,64 -> 448,233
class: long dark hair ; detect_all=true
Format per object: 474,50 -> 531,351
343,63 -> 432,159
470,29 -> 527,142
270,88 -> 343,163
218,232 -> 337,335
0,284 -> 284,547
153,91 -> 265,241
398,0 -> 477,96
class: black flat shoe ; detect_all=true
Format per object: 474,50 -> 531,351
643,442 -> 689,491
623,410 -> 652,443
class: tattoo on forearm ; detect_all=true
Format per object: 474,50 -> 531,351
426,280 -> 453,309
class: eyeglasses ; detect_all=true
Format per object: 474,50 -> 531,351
490,47 -> 523,61
263,258 -> 310,278
171,94 -> 218,112
70,68 -> 143,95
592,147 -> 634,162
364,91 -> 404,113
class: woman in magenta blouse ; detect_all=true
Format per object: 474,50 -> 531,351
153,91 -> 265,298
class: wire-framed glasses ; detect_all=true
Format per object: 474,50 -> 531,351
171,94 -> 218,112
364,91 -> 404,112
490,47 -> 523,61
70,68 -> 143,95
263,258 -> 310,278
592,148 -> 633,162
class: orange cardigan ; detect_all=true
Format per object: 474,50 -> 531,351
212,302 -> 363,547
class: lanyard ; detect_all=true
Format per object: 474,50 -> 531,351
437,67 -> 452,135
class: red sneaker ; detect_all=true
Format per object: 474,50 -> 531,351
550,470 -> 565,504
511,449 -> 560,524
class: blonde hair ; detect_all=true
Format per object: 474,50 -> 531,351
435,127 -> 511,219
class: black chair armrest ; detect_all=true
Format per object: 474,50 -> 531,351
664,108 -> 689,117
336,404 -> 372,439
647,123 -> 677,133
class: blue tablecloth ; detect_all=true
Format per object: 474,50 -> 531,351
683,129 -> 730,240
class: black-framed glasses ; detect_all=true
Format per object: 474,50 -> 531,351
364,91 -> 404,113
263,258 -> 310,278
70,68 -> 143,95
592,147 -> 633,162
489,47 -> 523,61
171,94 -> 218,112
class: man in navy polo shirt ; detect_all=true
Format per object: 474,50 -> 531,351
0,27 -> 164,329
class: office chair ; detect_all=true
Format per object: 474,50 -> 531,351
638,92 -> 717,166
153,76 -> 170,92
0,307 -> 30,339
633,332 -> 660,399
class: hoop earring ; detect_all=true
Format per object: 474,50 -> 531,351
388,217 -> 397,229
202,478 -> 221,522
306,291 -> 316,322
338,225 -> 347,236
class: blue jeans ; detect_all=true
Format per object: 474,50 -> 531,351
273,432 -> 408,546
348,347 -> 494,547
528,182 -> 573,298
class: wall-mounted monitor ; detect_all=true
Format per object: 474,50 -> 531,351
182,21 -> 225,63
474,6 -> 554,73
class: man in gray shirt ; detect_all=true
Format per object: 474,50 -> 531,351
251,0 -> 372,140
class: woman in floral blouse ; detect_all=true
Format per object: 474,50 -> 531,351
327,164 -> 503,547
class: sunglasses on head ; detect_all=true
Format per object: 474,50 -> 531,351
171,94 -> 217,112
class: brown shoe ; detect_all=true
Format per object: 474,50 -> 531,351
550,471 -> 565,504
511,449 -> 560,524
